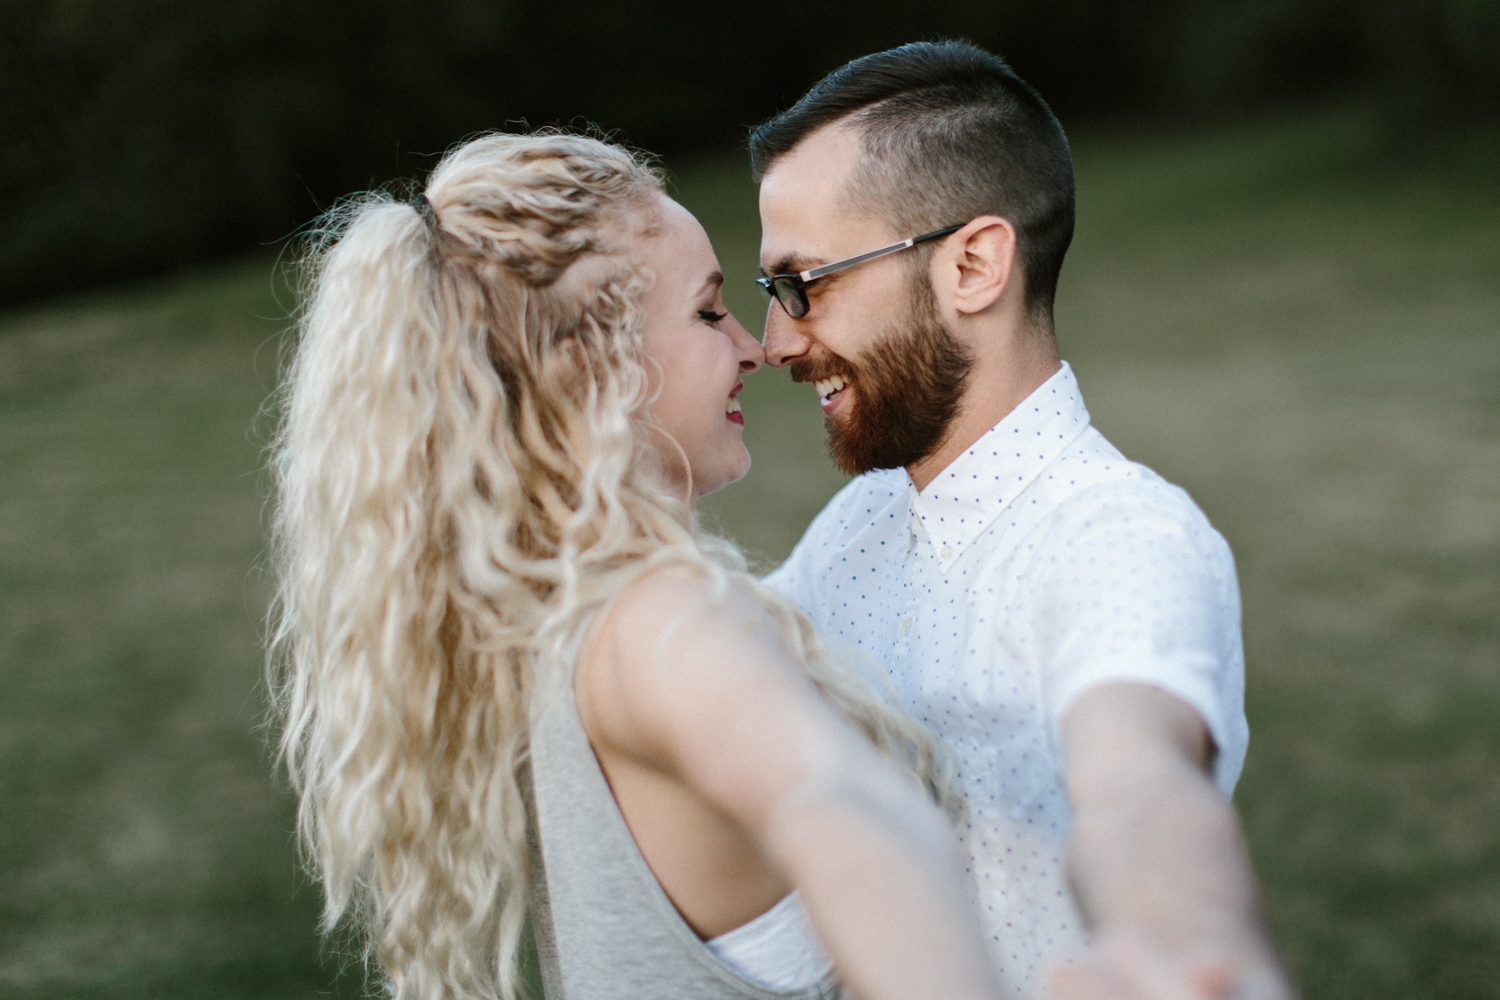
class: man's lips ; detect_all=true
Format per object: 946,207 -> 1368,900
790,360 -> 855,416
813,374 -> 850,416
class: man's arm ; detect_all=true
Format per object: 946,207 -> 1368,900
1048,682 -> 1293,1000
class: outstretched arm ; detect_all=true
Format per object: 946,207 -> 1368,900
1048,682 -> 1293,1000
581,566 -> 1009,1000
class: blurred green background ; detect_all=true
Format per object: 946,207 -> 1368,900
2,4 -> 1499,998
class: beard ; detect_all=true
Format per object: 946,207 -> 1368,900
791,272 -> 972,475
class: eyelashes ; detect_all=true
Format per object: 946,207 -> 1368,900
698,309 -> 729,323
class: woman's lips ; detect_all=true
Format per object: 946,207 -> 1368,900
726,382 -> 745,426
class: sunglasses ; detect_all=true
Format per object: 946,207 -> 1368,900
755,224 -> 966,319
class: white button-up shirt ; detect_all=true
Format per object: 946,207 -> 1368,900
766,361 -> 1247,994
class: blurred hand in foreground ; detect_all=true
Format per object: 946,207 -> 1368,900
1046,933 -> 1292,1000
1043,682 -> 1296,1000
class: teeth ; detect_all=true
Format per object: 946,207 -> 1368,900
813,375 -> 848,401
725,395 -> 741,414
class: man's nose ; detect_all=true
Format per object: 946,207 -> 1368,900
760,302 -> 810,369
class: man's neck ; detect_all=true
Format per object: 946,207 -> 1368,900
905,337 -> 1062,492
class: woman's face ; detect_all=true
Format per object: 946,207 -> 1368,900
638,194 -> 764,499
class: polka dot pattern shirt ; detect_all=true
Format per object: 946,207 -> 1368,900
765,362 -> 1248,996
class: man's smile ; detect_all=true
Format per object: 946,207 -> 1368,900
813,375 -> 850,415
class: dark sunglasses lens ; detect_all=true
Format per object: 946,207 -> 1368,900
773,277 -> 808,318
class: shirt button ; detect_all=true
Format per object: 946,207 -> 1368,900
900,616 -> 913,636
940,544 -> 954,559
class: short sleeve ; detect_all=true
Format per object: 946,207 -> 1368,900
1028,482 -> 1248,794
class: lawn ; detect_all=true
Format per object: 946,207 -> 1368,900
1,106 -> 1497,999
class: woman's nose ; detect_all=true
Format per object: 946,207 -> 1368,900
728,314 -> 764,374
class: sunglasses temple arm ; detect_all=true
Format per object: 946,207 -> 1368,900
912,224 -> 965,245
799,224 -> 966,281
801,239 -> 914,281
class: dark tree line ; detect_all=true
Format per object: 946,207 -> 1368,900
1,0 -> 1496,304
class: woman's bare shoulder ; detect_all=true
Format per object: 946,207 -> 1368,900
577,562 -> 796,764
596,563 -> 772,659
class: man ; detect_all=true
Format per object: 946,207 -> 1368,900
755,41 -> 1293,1000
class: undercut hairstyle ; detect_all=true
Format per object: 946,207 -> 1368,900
750,40 -> 1076,327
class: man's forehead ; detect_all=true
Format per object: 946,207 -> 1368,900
758,124 -> 891,267
762,124 -> 862,193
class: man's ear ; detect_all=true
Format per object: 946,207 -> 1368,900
944,216 -> 1017,316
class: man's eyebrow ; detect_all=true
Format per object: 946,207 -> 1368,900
762,254 -> 823,277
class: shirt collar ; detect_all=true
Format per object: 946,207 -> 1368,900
908,361 -> 1092,570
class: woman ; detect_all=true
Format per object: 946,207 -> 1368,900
269,131 -> 1005,1000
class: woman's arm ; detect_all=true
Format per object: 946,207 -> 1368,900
578,566 -> 1008,1000
1050,683 -> 1293,1000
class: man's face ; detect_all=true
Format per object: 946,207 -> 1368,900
758,126 -> 971,474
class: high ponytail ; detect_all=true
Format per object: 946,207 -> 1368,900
268,132 -> 953,1000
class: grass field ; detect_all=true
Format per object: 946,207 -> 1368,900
2,106 -> 1497,999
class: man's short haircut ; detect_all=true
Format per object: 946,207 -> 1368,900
750,40 -> 1075,327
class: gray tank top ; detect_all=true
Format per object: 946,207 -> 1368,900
526,634 -> 845,1000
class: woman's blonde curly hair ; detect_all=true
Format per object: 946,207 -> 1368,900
268,131 -> 954,1000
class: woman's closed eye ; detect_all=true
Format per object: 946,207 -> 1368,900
698,308 -> 728,324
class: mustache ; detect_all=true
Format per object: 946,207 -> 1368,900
789,356 -> 856,385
